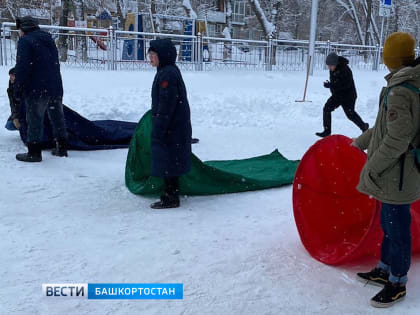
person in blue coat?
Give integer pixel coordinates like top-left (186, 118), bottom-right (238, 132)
top-left (148, 39), bottom-right (192, 209)
top-left (14, 16), bottom-right (68, 162)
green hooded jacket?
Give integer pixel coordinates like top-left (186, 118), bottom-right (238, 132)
top-left (355, 63), bottom-right (420, 204)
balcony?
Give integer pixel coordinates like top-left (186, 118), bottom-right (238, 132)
top-left (202, 11), bottom-right (226, 24)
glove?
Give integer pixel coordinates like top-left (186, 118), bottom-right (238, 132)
top-left (13, 118), bottom-right (21, 130)
top-left (323, 81), bottom-right (331, 88)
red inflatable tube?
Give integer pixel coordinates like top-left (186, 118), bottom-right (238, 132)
top-left (293, 135), bottom-right (420, 265)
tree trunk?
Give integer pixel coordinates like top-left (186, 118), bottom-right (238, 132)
top-left (74, 0), bottom-right (88, 62)
top-left (117, 0), bottom-right (127, 31)
top-left (348, 0), bottom-right (365, 45)
top-left (58, 0), bottom-right (69, 62)
top-left (223, 0), bottom-right (233, 61)
top-left (248, 0), bottom-right (275, 38)
top-left (5, 0), bottom-right (16, 21)
top-left (271, 0), bottom-right (282, 65)
top-left (393, 4), bottom-right (399, 33)
top-left (335, 0), bottom-right (365, 45)
top-left (182, 0), bottom-right (197, 19)
top-left (150, 0), bottom-right (160, 33)
top-left (364, 0), bottom-right (372, 45)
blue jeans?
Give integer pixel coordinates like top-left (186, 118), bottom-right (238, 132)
top-left (377, 203), bottom-right (412, 284)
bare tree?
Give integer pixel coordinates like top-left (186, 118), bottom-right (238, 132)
top-left (247, 0), bottom-right (275, 38)
top-left (58, 0), bottom-right (70, 62)
top-left (73, 0), bottom-right (88, 62)
top-left (223, 0), bottom-right (233, 60)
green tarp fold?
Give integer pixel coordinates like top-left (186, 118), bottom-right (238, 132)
top-left (125, 110), bottom-right (299, 196)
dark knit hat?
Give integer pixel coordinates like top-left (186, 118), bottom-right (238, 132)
top-left (326, 52), bottom-right (339, 66)
top-left (9, 68), bottom-right (15, 75)
top-left (16, 16), bottom-right (40, 33)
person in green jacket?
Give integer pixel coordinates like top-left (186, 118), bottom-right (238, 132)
top-left (352, 32), bottom-right (420, 308)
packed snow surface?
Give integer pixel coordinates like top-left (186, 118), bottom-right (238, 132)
top-left (1, 68), bottom-right (419, 314)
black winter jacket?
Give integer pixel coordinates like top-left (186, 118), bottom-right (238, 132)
top-left (329, 56), bottom-right (357, 101)
top-left (14, 29), bottom-right (63, 100)
top-left (150, 39), bottom-right (192, 178)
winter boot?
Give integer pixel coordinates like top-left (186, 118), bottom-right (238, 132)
top-left (357, 268), bottom-right (389, 287)
top-left (315, 130), bottom-right (331, 138)
top-left (150, 194), bottom-right (180, 209)
top-left (16, 142), bottom-right (42, 162)
top-left (51, 138), bottom-right (68, 157)
top-left (370, 282), bottom-right (406, 308)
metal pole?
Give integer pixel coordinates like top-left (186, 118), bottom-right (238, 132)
top-left (107, 26), bottom-right (112, 70)
top-left (380, 16), bottom-right (385, 48)
top-left (196, 32), bottom-right (203, 71)
top-left (375, 16), bottom-right (385, 71)
top-left (0, 24), bottom-right (3, 66)
top-left (267, 35), bottom-right (273, 71)
top-left (2, 23), bottom-right (7, 66)
top-left (113, 27), bottom-right (117, 70)
top-left (325, 40), bottom-right (331, 70)
top-left (373, 44), bottom-right (379, 71)
top-left (308, 0), bottom-right (319, 75)
top-left (49, 0), bottom-right (52, 25)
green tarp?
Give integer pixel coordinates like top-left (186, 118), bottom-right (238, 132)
top-left (125, 110), bottom-right (299, 196)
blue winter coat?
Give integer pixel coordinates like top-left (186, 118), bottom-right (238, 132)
top-left (150, 39), bottom-right (192, 178)
top-left (14, 29), bottom-right (63, 99)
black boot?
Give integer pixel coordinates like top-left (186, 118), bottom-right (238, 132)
top-left (151, 177), bottom-right (180, 209)
top-left (16, 143), bottom-right (42, 162)
top-left (51, 138), bottom-right (68, 157)
top-left (357, 267), bottom-right (389, 287)
top-left (150, 194), bottom-right (180, 209)
top-left (371, 282), bottom-right (406, 308)
top-left (315, 130), bottom-right (331, 138)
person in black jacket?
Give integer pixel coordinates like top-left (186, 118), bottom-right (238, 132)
top-left (148, 39), bottom-right (192, 209)
top-left (316, 52), bottom-right (369, 138)
top-left (14, 16), bottom-right (68, 162)
top-left (5, 68), bottom-right (22, 131)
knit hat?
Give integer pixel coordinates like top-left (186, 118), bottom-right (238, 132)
top-left (326, 52), bottom-right (339, 66)
top-left (9, 68), bottom-right (15, 75)
top-left (16, 16), bottom-right (40, 34)
top-left (383, 32), bottom-right (416, 70)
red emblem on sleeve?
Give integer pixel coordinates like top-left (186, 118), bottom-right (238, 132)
top-left (161, 80), bottom-right (169, 88)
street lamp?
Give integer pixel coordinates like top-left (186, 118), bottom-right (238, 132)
top-left (308, 0), bottom-right (318, 76)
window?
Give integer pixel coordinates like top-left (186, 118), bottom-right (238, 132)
top-left (207, 24), bottom-right (216, 37)
top-left (216, 24), bottom-right (224, 36)
top-left (232, 1), bottom-right (246, 24)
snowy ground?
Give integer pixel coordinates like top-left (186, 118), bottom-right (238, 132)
top-left (1, 67), bottom-right (420, 315)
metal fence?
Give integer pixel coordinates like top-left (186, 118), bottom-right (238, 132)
top-left (1, 22), bottom-right (111, 70)
top-left (2, 22), bottom-right (419, 72)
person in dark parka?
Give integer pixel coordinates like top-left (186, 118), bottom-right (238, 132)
top-left (5, 68), bottom-right (22, 131)
top-left (14, 16), bottom-right (68, 162)
top-left (148, 39), bottom-right (192, 209)
top-left (316, 52), bottom-right (369, 138)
